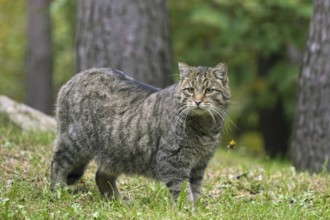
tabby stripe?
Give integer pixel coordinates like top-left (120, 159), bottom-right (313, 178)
top-left (56, 150), bottom-right (75, 167)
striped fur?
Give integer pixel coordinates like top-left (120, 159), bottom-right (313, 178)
top-left (50, 63), bottom-right (231, 204)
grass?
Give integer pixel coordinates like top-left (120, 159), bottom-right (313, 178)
top-left (0, 123), bottom-right (330, 219)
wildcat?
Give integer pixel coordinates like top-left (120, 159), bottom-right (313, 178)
top-left (50, 62), bottom-right (231, 204)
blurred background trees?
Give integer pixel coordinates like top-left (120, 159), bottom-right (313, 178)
top-left (171, 0), bottom-right (311, 158)
top-left (0, 0), bottom-right (313, 159)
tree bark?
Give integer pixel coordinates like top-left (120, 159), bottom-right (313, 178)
top-left (290, 0), bottom-right (330, 172)
top-left (27, 0), bottom-right (53, 114)
top-left (76, 0), bottom-right (172, 88)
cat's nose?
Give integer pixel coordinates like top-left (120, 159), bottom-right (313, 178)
top-left (194, 100), bottom-right (202, 106)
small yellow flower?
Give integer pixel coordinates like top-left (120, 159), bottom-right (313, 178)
top-left (227, 139), bottom-right (237, 149)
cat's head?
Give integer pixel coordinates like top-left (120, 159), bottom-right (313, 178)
top-left (177, 62), bottom-right (231, 116)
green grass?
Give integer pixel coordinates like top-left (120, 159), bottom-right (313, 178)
top-left (0, 123), bottom-right (329, 219)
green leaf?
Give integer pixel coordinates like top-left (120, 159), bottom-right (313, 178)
top-left (191, 6), bottom-right (229, 30)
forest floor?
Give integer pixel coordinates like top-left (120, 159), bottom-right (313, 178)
top-left (1, 123), bottom-right (330, 219)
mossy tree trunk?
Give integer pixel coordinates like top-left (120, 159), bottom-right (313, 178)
top-left (76, 0), bottom-right (173, 88)
top-left (290, 0), bottom-right (330, 172)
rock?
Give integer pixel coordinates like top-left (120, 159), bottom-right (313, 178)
top-left (0, 95), bottom-right (56, 132)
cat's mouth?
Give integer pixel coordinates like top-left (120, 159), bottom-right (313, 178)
top-left (189, 105), bottom-right (209, 115)
top-left (187, 101), bottom-right (209, 110)
top-left (195, 106), bottom-right (204, 110)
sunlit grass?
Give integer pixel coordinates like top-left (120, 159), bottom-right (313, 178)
top-left (0, 124), bottom-right (329, 219)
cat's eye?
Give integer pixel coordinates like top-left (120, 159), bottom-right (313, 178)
top-left (205, 88), bottom-right (214, 94)
top-left (186, 87), bottom-right (195, 93)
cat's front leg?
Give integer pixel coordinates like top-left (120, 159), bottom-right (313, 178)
top-left (166, 178), bottom-right (194, 203)
top-left (157, 160), bottom-right (194, 203)
top-left (190, 162), bottom-right (207, 204)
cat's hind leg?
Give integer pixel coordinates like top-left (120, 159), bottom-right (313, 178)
top-left (51, 153), bottom-right (90, 188)
top-left (95, 170), bottom-right (120, 199)
top-left (50, 139), bottom-right (91, 188)
top-left (66, 163), bottom-right (89, 185)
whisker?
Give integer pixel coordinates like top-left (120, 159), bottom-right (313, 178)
top-left (217, 107), bottom-right (238, 130)
top-left (174, 105), bottom-right (190, 131)
top-left (209, 106), bottom-right (231, 137)
top-left (207, 109), bottom-right (217, 125)
top-left (209, 106), bottom-right (235, 138)
top-left (209, 106), bottom-right (225, 121)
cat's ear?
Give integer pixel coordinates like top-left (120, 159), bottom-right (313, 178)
top-left (178, 62), bottom-right (192, 79)
top-left (213, 63), bottom-right (228, 84)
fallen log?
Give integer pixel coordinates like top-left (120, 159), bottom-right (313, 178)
top-left (0, 95), bottom-right (56, 132)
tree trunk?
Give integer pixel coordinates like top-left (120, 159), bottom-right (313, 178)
top-left (290, 0), bottom-right (330, 172)
top-left (27, 0), bottom-right (53, 114)
top-left (76, 0), bottom-right (172, 88)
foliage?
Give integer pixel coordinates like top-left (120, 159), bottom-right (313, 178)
top-left (0, 125), bottom-right (329, 219)
top-left (0, 0), bottom-right (26, 101)
top-left (170, 0), bottom-right (312, 151)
